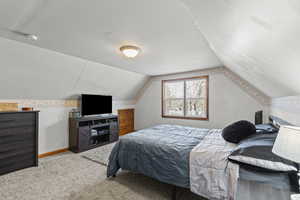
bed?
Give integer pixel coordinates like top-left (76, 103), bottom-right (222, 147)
top-left (107, 119), bottom-right (298, 200)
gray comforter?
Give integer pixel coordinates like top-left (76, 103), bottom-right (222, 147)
top-left (107, 124), bottom-right (296, 194)
top-left (107, 124), bottom-right (210, 188)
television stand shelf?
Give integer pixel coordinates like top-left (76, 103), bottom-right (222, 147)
top-left (69, 115), bottom-right (119, 153)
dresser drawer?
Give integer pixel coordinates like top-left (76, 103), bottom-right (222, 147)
top-left (118, 110), bottom-right (134, 118)
top-left (0, 132), bottom-right (35, 146)
top-left (119, 113), bottom-right (134, 120)
top-left (0, 126), bottom-right (35, 146)
top-left (0, 148), bottom-right (35, 161)
top-left (119, 123), bottom-right (134, 130)
top-left (119, 127), bottom-right (134, 135)
top-left (119, 129), bottom-right (128, 136)
top-left (0, 113), bottom-right (35, 129)
top-left (0, 141), bottom-right (35, 153)
top-left (0, 126), bottom-right (35, 137)
top-left (0, 153), bottom-right (36, 175)
top-left (119, 118), bottom-right (134, 124)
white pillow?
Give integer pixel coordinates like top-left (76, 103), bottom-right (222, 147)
top-left (229, 155), bottom-right (297, 172)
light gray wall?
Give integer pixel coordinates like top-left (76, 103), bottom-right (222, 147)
top-left (0, 36), bottom-right (148, 100)
top-left (0, 99), bottom-right (135, 154)
top-left (135, 69), bottom-right (268, 130)
top-left (270, 96), bottom-right (300, 126)
top-left (0, 36), bottom-right (145, 154)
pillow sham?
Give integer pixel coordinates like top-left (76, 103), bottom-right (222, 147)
top-left (255, 123), bottom-right (278, 134)
top-left (222, 120), bottom-right (256, 144)
top-left (229, 134), bottom-right (298, 172)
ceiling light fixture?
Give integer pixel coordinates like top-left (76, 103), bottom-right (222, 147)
top-left (120, 45), bottom-right (140, 58)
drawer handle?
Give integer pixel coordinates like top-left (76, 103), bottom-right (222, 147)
top-left (0, 119), bottom-right (15, 123)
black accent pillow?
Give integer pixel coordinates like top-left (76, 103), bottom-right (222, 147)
top-left (222, 120), bottom-right (256, 143)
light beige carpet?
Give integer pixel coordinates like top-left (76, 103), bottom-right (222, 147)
top-left (0, 152), bottom-right (204, 200)
top-left (81, 142), bottom-right (116, 166)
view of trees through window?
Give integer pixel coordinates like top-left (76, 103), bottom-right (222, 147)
top-left (162, 76), bottom-right (208, 119)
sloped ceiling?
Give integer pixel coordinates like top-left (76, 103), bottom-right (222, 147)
top-left (0, 37), bottom-right (148, 100)
top-left (0, 0), bottom-right (221, 75)
top-left (0, 0), bottom-right (299, 99)
top-left (181, 0), bottom-right (300, 97)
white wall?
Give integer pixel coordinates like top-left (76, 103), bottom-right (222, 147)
top-left (270, 96), bottom-right (300, 126)
top-left (135, 69), bottom-right (268, 130)
top-left (39, 106), bottom-right (74, 155)
top-left (0, 37), bottom-right (148, 100)
top-left (0, 37), bottom-right (146, 154)
top-left (0, 99), bottom-right (134, 154)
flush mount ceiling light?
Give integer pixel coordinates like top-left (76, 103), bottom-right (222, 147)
top-left (120, 45), bottom-right (140, 58)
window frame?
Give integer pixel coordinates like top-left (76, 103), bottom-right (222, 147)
top-left (161, 75), bottom-right (209, 121)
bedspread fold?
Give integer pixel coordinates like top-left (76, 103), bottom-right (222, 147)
top-left (190, 129), bottom-right (239, 200)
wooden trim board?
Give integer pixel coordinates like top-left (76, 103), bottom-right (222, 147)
top-left (0, 103), bottom-right (18, 112)
top-left (38, 148), bottom-right (69, 158)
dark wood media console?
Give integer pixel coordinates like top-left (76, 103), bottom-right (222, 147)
top-left (69, 115), bottom-right (119, 153)
top-left (0, 111), bottom-right (39, 175)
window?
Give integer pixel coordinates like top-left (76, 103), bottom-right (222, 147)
top-left (162, 76), bottom-right (209, 120)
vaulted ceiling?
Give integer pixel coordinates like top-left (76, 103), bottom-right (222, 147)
top-left (0, 0), bottom-right (221, 75)
top-left (181, 0), bottom-right (300, 97)
top-left (0, 0), bottom-right (299, 99)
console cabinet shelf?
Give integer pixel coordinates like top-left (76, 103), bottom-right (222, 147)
top-left (69, 115), bottom-right (119, 153)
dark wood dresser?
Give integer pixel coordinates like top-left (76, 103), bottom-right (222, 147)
top-left (118, 109), bottom-right (134, 136)
top-left (0, 111), bottom-right (39, 175)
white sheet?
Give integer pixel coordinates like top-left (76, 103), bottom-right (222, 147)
top-left (190, 129), bottom-right (239, 200)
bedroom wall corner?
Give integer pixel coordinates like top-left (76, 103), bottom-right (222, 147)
top-left (134, 67), bottom-right (270, 130)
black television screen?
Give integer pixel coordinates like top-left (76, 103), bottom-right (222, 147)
top-left (81, 94), bottom-right (112, 116)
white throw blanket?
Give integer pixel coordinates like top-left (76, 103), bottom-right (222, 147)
top-left (190, 129), bottom-right (239, 200)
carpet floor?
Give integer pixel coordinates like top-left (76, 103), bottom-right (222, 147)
top-left (80, 142), bottom-right (116, 166)
top-left (0, 151), bottom-right (204, 200)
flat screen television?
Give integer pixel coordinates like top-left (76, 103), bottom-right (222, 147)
top-left (81, 94), bottom-right (112, 116)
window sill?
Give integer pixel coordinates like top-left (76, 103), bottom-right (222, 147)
top-left (162, 115), bottom-right (209, 121)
